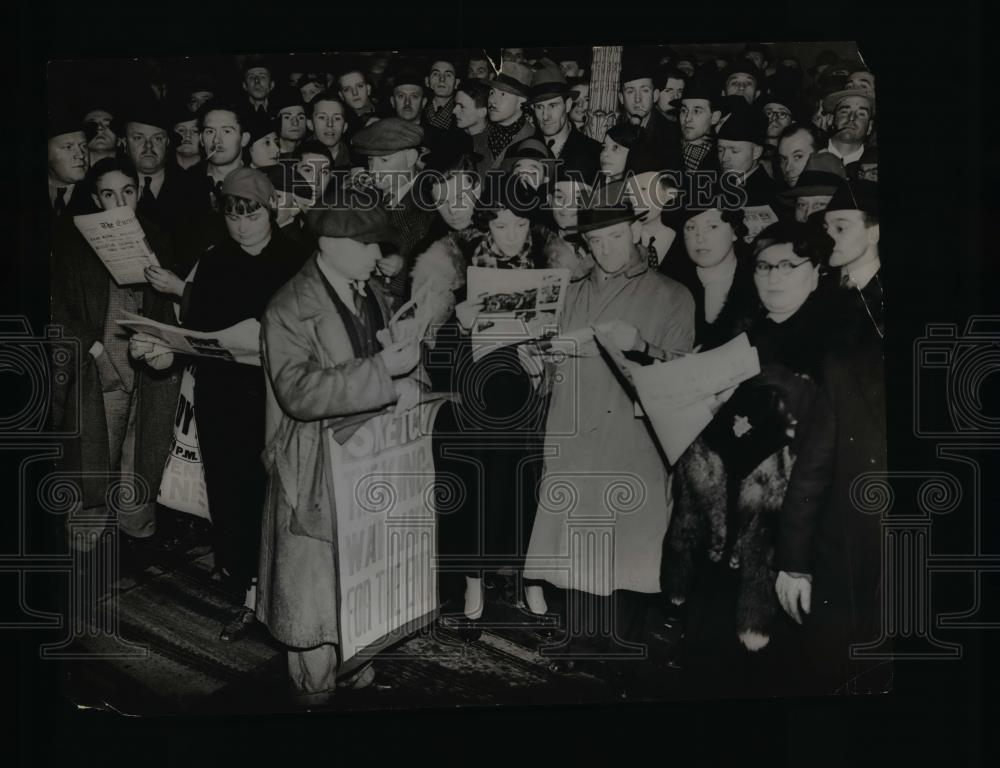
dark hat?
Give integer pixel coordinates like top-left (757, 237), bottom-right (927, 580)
top-left (48, 110), bottom-right (85, 141)
top-left (306, 190), bottom-right (400, 243)
top-left (264, 161), bottom-right (315, 199)
top-left (501, 136), bottom-right (555, 173)
top-left (528, 61), bottom-right (571, 103)
top-left (420, 131), bottom-right (483, 173)
top-left (242, 109), bottom-right (279, 145)
top-left (551, 46), bottom-right (591, 67)
top-left (567, 76), bottom-right (589, 99)
top-left (391, 67), bottom-right (425, 91)
top-left (722, 58), bottom-right (764, 87)
top-left (221, 167), bottom-right (274, 208)
top-left (674, 182), bottom-right (746, 232)
top-left (778, 152), bottom-right (847, 201)
top-left (605, 122), bottom-right (642, 150)
top-left (123, 97), bottom-right (171, 132)
top-left (242, 55), bottom-right (274, 76)
top-left (822, 87), bottom-right (876, 115)
top-left (619, 56), bottom-right (657, 87)
top-left (715, 103), bottom-right (767, 145)
top-left (490, 61), bottom-right (533, 99)
top-left (271, 85), bottom-right (306, 115)
top-left (718, 94), bottom-right (751, 119)
top-left (475, 171), bottom-right (545, 218)
top-left (166, 96), bottom-right (198, 128)
top-left (761, 85), bottom-right (801, 115)
top-left (351, 117), bottom-right (424, 156)
top-left (671, 76), bottom-right (720, 110)
top-left (572, 198), bottom-right (638, 235)
top-left (825, 179), bottom-right (879, 217)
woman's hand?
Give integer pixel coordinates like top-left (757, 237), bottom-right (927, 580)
top-left (144, 266), bottom-right (185, 298)
top-left (128, 331), bottom-right (175, 370)
top-left (593, 320), bottom-right (643, 353)
top-left (454, 293), bottom-right (487, 334)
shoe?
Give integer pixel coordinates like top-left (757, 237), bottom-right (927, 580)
top-left (438, 614), bottom-right (482, 643)
top-left (219, 607), bottom-right (256, 642)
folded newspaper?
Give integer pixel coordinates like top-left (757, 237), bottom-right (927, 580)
top-left (116, 313), bottom-right (262, 366)
top-left (74, 207), bottom-right (160, 286)
top-left (595, 331), bottom-right (761, 464)
top-left (466, 266), bottom-right (570, 361)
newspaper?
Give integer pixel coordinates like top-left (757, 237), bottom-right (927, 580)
top-left (387, 282), bottom-right (435, 344)
top-left (741, 204), bottom-right (780, 242)
top-left (73, 207), bottom-right (160, 285)
top-left (596, 332), bottom-right (761, 464)
top-left (466, 266), bottom-right (570, 361)
top-left (116, 312), bottom-right (262, 366)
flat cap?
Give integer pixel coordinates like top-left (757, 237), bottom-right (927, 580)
top-left (306, 190), bottom-right (400, 243)
top-left (350, 117), bottom-right (424, 156)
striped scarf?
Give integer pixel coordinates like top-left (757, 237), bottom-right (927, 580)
top-left (471, 229), bottom-right (535, 270)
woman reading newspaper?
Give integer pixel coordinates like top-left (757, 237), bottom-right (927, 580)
top-left (663, 219), bottom-right (833, 697)
top-left (129, 167), bottom-right (307, 641)
top-left (431, 173), bottom-right (555, 628)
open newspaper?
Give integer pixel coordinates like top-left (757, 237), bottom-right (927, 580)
top-left (116, 313), bottom-right (262, 366)
top-left (386, 282), bottom-right (436, 344)
top-left (741, 204), bottom-right (780, 242)
top-left (466, 266), bottom-right (570, 361)
top-left (594, 331), bottom-right (761, 464)
top-left (73, 207), bottom-right (160, 285)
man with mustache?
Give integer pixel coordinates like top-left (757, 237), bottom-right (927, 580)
top-left (483, 60), bottom-right (534, 169)
top-left (389, 67), bottom-right (427, 124)
top-left (821, 88), bottom-right (875, 176)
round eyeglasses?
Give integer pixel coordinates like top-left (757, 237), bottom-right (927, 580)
top-left (754, 258), bottom-right (811, 275)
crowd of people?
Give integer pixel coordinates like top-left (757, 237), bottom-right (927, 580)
top-left (47, 43), bottom-right (885, 703)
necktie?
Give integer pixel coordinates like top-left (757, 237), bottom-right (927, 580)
top-left (546, 138), bottom-right (556, 156)
top-left (54, 187), bottom-right (67, 215)
top-left (352, 281), bottom-right (367, 317)
top-left (138, 176), bottom-right (155, 216)
top-left (646, 237), bottom-right (659, 268)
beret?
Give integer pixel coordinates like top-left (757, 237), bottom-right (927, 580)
top-left (242, 109), bottom-right (279, 145)
top-left (221, 167), bottom-right (275, 208)
top-left (350, 117), bottom-right (424, 156)
top-left (270, 85), bottom-right (306, 115)
top-left (605, 122), bottom-right (642, 149)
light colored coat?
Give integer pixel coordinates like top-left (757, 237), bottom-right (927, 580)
top-left (255, 254), bottom-right (417, 648)
top-left (523, 251), bottom-right (695, 596)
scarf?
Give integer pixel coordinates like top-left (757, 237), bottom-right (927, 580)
top-left (471, 228), bottom-right (535, 270)
top-left (487, 112), bottom-right (527, 159)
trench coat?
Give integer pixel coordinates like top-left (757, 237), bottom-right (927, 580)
top-left (49, 213), bottom-right (182, 511)
top-left (255, 254), bottom-right (425, 649)
top-left (523, 251), bottom-right (695, 595)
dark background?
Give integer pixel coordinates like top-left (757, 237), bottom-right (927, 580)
top-left (8, 0), bottom-right (996, 764)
